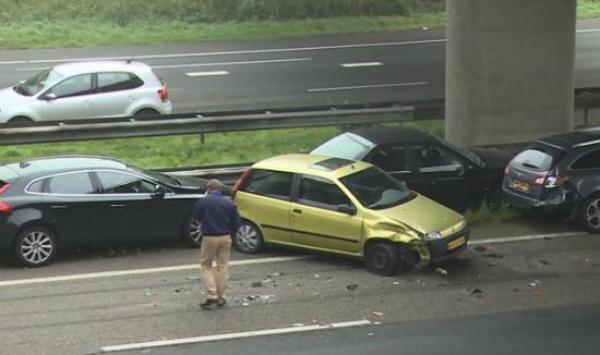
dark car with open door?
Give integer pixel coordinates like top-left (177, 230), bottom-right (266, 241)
top-left (0, 156), bottom-right (207, 267)
top-left (311, 127), bottom-right (511, 212)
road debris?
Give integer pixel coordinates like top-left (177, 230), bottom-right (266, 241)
top-left (251, 281), bottom-right (263, 288)
top-left (346, 284), bottom-right (359, 291)
top-left (528, 280), bottom-right (541, 287)
top-left (474, 245), bottom-right (503, 258)
top-left (463, 288), bottom-right (483, 297)
top-left (435, 267), bottom-right (448, 276)
top-left (236, 294), bottom-right (277, 306)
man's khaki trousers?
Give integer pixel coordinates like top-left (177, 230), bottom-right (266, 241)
top-left (199, 235), bottom-right (232, 300)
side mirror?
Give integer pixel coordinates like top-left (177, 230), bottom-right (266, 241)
top-left (337, 204), bottom-right (357, 215)
top-left (42, 93), bottom-right (57, 101)
top-left (153, 184), bottom-right (166, 198)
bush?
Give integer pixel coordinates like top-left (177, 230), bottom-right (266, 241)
top-left (0, 0), bottom-right (441, 25)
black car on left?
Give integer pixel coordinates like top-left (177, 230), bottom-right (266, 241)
top-left (311, 127), bottom-right (511, 211)
top-left (0, 156), bottom-right (207, 267)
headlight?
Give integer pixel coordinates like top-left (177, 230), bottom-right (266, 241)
top-left (423, 231), bottom-right (442, 242)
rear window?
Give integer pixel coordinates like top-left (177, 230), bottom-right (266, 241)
top-left (512, 145), bottom-right (565, 172)
top-left (0, 167), bottom-right (19, 183)
top-left (311, 133), bottom-right (374, 161)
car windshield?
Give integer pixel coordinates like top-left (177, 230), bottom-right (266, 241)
top-left (14, 69), bottom-right (64, 96)
top-left (311, 132), bottom-right (375, 160)
top-left (340, 167), bottom-right (415, 209)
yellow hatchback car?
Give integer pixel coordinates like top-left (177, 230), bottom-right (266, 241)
top-left (231, 154), bottom-right (469, 275)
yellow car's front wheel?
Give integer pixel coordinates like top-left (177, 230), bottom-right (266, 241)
top-left (365, 242), bottom-right (416, 276)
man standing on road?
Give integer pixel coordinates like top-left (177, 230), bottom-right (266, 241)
top-left (193, 179), bottom-right (241, 309)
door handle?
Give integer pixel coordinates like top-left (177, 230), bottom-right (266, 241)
top-left (50, 205), bottom-right (67, 209)
top-left (110, 204), bottom-right (126, 208)
top-left (292, 209), bottom-right (302, 214)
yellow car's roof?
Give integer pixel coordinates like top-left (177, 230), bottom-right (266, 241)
top-left (253, 154), bottom-right (372, 179)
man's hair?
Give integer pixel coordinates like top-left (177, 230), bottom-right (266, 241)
top-left (207, 179), bottom-right (223, 191)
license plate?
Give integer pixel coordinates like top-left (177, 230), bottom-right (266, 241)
top-left (511, 180), bottom-right (530, 192)
top-left (448, 236), bottom-right (466, 250)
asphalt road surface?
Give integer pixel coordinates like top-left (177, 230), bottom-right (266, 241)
top-left (0, 218), bottom-right (599, 354)
top-left (0, 21), bottom-right (599, 113)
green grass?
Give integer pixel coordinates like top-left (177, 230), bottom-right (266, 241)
top-left (464, 205), bottom-right (521, 226)
top-left (578, 0), bottom-right (600, 18)
top-left (0, 127), bottom-right (339, 169)
top-left (0, 14), bottom-right (445, 49)
top-left (0, 120), bottom-right (444, 169)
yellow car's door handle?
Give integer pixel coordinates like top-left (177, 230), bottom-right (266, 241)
top-left (292, 209), bottom-right (302, 214)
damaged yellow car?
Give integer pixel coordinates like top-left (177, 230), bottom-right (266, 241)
top-left (231, 154), bottom-right (468, 275)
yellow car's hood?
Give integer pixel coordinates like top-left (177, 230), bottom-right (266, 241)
top-left (375, 194), bottom-right (464, 235)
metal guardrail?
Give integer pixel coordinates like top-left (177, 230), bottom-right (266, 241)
top-left (157, 162), bottom-right (250, 185)
top-left (0, 101), bottom-right (444, 146)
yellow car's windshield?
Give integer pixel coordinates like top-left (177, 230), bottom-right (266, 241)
top-left (340, 167), bottom-right (415, 209)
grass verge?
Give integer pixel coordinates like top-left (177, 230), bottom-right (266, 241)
top-left (0, 14), bottom-right (445, 49)
top-left (464, 205), bottom-right (521, 226)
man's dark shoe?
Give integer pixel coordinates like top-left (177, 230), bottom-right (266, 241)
top-left (217, 298), bottom-right (226, 308)
top-left (200, 298), bottom-right (219, 309)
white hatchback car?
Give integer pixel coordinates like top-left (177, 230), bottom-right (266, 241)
top-left (0, 61), bottom-right (172, 124)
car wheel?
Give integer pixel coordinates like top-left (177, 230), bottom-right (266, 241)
top-left (134, 109), bottom-right (160, 118)
top-left (365, 242), bottom-right (415, 276)
top-left (233, 220), bottom-right (264, 254)
top-left (183, 217), bottom-right (203, 248)
top-left (14, 226), bottom-right (57, 267)
top-left (578, 194), bottom-right (600, 233)
top-left (8, 116), bottom-right (33, 125)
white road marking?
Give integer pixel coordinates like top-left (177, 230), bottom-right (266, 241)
top-left (0, 256), bottom-right (309, 288)
top-left (2, 29), bottom-right (599, 66)
top-left (186, 70), bottom-right (229, 77)
top-left (340, 61), bottom-right (383, 68)
top-left (576, 28), bottom-right (600, 33)
top-left (470, 231), bottom-right (585, 245)
top-left (308, 81), bottom-right (428, 92)
top-left (154, 57), bottom-right (312, 69)
top-left (0, 39), bottom-right (447, 65)
top-left (101, 319), bottom-right (372, 352)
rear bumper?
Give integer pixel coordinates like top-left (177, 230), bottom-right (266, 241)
top-left (502, 186), bottom-right (567, 209)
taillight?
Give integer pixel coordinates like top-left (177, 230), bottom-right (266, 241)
top-left (158, 87), bottom-right (169, 102)
top-left (0, 183), bottom-right (10, 195)
top-left (533, 176), bottom-right (546, 185)
top-left (0, 183), bottom-right (12, 212)
top-left (231, 168), bottom-right (252, 199)
top-left (544, 175), bottom-right (567, 188)
top-left (0, 201), bottom-right (11, 213)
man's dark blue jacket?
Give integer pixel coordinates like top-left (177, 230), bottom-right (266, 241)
top-left (193, 190), bottom-right (241, 236)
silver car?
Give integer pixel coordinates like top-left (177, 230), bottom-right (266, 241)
top-left (0, 61), bottom-right (172, 124)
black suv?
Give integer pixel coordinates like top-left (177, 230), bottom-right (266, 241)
top-left (503, 130), bottom-right (600, 232)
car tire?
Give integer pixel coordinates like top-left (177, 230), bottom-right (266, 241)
top-left (14, 226), bottom-right (58, 267)
top-left (183, 217), bottom-right (203, 248)
top-left (578, 193), bottom-right (600, 233)
top-left (134, 109), bottom-right (160, 118)
top-left (8, 116), bottom-right (33, 125)
top-left (365, 242), bottom-right (415, 276)
top-left (233, 220), bottom-right (264, 254)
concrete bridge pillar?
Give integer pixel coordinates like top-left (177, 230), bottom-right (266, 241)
top-left (445, 0), bottom-right (576, 146)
